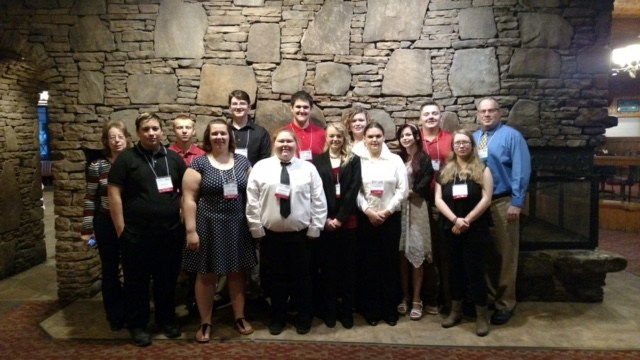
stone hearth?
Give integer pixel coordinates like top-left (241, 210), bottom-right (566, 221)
top-left (518, 250), bottom-right (627, 302)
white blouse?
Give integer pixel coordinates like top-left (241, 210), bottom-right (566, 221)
top-left (357, 149), bottom-right (408, 214)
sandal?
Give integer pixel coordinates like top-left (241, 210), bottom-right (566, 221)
top-left (410, 301), bottom-right (423, 321)
top-left (235, 318), bottom-right (254, 336)
top-left (397, 298), bottom-right (409, 315)
top-left (195, 323), bottom-right (211, 343)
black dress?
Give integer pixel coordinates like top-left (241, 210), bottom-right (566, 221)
top-left (439, 174), bottom-right (490, 305)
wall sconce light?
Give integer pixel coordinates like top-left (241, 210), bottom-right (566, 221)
top-left (612, 44), bottom-right (640, 78)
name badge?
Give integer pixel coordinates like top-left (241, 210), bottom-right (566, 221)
top-left (223, 182), bottom-right (239, 199)
top-left (300, 149), bottom-right (313, 161)
top-left (478, 148), bottom-right (488, 159)
top-left (431, 159), bottom-right (440, 171)
top-left (452, 183), bottom-right (468, 199)
top-left (335, 183), bottom-right (341, 199)
top-left (236, 148), bottom-right (248, 158)
top-left (156, 176), bottom-right (174, 193)
top-left (371, 180), bottom-right (384, 196)
top-left (275, 183), bottom-right (291, 199)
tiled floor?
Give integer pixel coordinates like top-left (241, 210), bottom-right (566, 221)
top-left (1, 189), bottom-right (639, 351)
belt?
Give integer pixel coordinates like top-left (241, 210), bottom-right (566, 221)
top-left (493, 192), bottom-right (511, 200)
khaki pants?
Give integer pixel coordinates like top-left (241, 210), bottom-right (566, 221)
top-left (485, 196), bottom-right (519, 311)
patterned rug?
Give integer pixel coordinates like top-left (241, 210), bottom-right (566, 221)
top-left (1, 301), bottom-right (639, 360)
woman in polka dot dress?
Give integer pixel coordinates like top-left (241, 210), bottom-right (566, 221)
top-left (182, 119), bottom-right (257, 342)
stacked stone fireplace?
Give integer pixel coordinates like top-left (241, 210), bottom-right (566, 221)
top-left (0, 0), bottom-right (627, 301)
top-left (516, 148), bottom-right (626, 302)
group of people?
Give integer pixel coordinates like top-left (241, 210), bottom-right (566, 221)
top-left (81, 90), bottom-right (531, 346)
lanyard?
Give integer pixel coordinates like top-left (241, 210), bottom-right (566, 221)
top-left (138, 146), bottom-right (170, 179)
top-left (217, 164), bottom-right (238, 184)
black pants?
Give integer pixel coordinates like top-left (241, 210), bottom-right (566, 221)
top-left (446, 230), bottom-right (488, 306)
top-left (317, 227), bottom-right (357, 319)
top-left (94, 212), bottom-right (124, 326)
top-left (262, 229), bottom-right (312, 324)
top-left (120, 226), bottom-right (183, 329)
top-left (357, 212), bottom-right (401, 322)
top-left (429, 206), bottom-right (451, 311)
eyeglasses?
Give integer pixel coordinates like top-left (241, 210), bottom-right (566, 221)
top-left (478, 108), bottom-right (499, 115)
top-left (453, 141), bottom-right (472, 147)
top-left (109, 135), bottom-right (125, 142)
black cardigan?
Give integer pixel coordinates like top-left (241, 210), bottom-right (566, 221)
top-left (314, 152), bottom-right (362, 223)
top-left (411, 153), bottom-right (434, 200)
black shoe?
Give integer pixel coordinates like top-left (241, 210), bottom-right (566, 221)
top-left (129, 327), bottom-right (151, 347)
top-left (365, 316), bottom-right (378, 326)
top-left (490, 309), bottom-right (513, 325)
top-left (268, 320), bottom-right (285, 335)
top-left (295, 317), bottom-right (312, 335)
top-left (339, 314), bottom-right (353, 329)
top-left (160, 324), bottom-right (181, 338)
top-left (384, 316), bottom-right (398, 326)
top-left (110, 321), bottom-right (124, 331)
top-left (322, 315), bottom-right (336, 328)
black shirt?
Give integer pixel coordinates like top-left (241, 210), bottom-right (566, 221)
top-left (108, 143), bottom-right (187, 234)
top-left (231, 120), bottom-right (272, 166)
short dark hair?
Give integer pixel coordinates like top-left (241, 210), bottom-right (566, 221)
top-left (290, 90), bottom-right (314, 108)
top-left (228, 90), bottom-right (251, 105)
top-left (201, 119), bottom-right (236, 153)
top-left (135, 112), bottom-right (160, 131)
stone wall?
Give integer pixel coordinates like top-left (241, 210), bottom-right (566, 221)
top-left (0, 58), bottom-right (48, 279)
top-left (0, 0), bottom-right (615, 300)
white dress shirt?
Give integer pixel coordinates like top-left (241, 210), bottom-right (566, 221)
top-left (357, 149), bottom-right (408, 214)
top-left (246, 156), bottom-right (327, 238)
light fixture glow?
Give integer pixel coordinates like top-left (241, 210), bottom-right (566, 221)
top-left (611, 44), bottom-right (640, 78)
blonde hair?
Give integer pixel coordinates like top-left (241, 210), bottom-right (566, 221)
top-left (342, 106), bottom-right (369, 140)
top-left (439, 129), bottom-right (486, 185)
top-left (323, 122), bottom-right (354, 167)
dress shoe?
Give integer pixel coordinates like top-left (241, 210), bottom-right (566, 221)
top-left (295, 316), bottom-right (312, 335)
top-left (268, 320), bottom-right (285, 335)
top-left (323, 317), bottom-right (336, 328)
top-left (339, 314), bottom-right (354, 329)
top-left (384, 316), bottom-right (398, 326)
top-left (160, 323), bottom-right (181, 338)
top-left (365, 316), bottom-right (378, 326)
top-left (129, 327), bottom-right (151, 347)
top-left (490, 309), bottom-right (513, 325)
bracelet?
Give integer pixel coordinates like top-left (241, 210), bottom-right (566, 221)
top-left (452, 217), bottom-right (458, 223)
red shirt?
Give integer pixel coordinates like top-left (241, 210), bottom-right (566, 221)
top-left (283, 121), bottom-right (326, 161)
top-left (421, 129), bottom-right (453, 192)
top-left (168, 143), bottom-right (206, 167)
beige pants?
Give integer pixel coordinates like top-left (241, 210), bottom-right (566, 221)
top-left (485, 196), bottom-right (519, 311)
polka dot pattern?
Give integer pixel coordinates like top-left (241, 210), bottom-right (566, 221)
top-left (182, 154), bottom-right (257, 275)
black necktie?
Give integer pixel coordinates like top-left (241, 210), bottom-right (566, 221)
top-left (280, 162), bottom-right (291, 218)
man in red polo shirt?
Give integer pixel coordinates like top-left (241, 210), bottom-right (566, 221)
top-left (168, 115), bottom-right (205, 167)
top-left (282, 91), bottom-right (326, 162)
